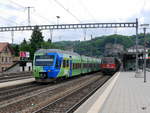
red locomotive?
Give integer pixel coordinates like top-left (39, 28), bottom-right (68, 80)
top-left (100, 57), bottom-right (121, 75)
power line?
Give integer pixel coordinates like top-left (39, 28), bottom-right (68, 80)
top-left (9, 0), bottom-right (51, 24)
top-left (52, 0), bottom-right (81, 23)
top-left (34, 11), bottom-right (54, 24)
top-left (141, 0), bottom-right (146, 14)
top-left (8, 0), bottom-right (24, 8)
top-left (79, 0), bottom-right (96, 21)
top-left (0, 16), bottom-right (19, 25)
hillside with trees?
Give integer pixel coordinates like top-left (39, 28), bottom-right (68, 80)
top-left (11, 26), bottom-right (150, 59)
top-left (54, 33), bottom-right (150, 57)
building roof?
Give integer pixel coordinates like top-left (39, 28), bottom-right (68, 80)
top-left (0, 42), bottom-right (14, 54)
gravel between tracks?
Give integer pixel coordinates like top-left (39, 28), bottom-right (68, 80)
top-left (0, 72), bottom-right (32, 83)
top-left (34, 76), bottom-right (110, 113)
top-left (0, 73), bottom-right (103, 113)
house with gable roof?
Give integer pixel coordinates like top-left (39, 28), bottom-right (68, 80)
top-left (0, 42), bottom-right (15, 72)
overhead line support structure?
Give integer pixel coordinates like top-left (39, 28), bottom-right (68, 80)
top-left (0, 19), bottom-right (139, 74)
top-left (0, 22), bottom-right (137, 32)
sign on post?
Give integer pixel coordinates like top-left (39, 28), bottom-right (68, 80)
top-left (19, 51), bottom-right (30, 58)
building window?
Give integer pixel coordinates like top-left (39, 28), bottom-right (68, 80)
top-left (2, 57), bottom-right (3, 62)
top-left (5, 57), bottom-right (7, 62)
top-left (4, 48), bottom-right (8, 53)
top-left (9, 57), bottom-right (11, 62)
top-left (2, 67), bottom-right (5, 71)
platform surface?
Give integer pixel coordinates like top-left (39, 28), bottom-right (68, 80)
top-left (75, 71), bottom-right (150, 113)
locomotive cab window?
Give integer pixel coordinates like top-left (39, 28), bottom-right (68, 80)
top-left (35, 55), bottom-right (54, 66)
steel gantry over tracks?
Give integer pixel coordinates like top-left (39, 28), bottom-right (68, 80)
top-left (0, 21), bottom-right (138, 32)
top-left (0, 19), bottom-right (139, 74)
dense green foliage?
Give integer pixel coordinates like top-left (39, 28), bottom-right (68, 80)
top-left (54, 34), bottom-right (150, 57)
top-left (12, 26), bottom-right (57, 60)
top-left (11, 32), bottom-right (150, 59)
top-left (11, 44), bottom-right (19, 56)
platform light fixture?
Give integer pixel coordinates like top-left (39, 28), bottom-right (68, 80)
top-left (56, 16), bottom-right (60, 25)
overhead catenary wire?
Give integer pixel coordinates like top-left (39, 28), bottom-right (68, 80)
top-left (8, 0), bottom-right (24, 9)
top-left (52, 0), bottom-right (81, 23)
top-left (0, 16), bottom-right (19, 25)
top-left (79, 0), bottom-right (96, 22)
top-left (8, 0), bottom-right (53, 25)
top-left (33, 11), bottom-right (54, 24)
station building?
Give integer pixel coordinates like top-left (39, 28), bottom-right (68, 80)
top-left (123, 45), bottom-right (150, 71)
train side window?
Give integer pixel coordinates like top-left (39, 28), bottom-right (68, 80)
top-left (84, 63), bottom-right (85, 68)
top-left (67, 60), bottom-right (69, 67)
top-left (63, 60), bottom-right (66, 68)
top-left (60, 59), bottom-right (62, 67)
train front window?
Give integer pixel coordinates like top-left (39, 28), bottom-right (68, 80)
top-left (35, 55), bottom-right (55, 66)
top-left (102, 58), bottom-right (114, 64)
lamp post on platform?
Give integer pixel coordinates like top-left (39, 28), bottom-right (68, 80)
top-left (56, 16), bottom-right (60, 25)
top-left (135, 19), bottom-right (139, 76)
top-left (141, 24), bottom-right (149, 82)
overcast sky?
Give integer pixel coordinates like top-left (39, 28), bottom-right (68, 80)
top-left (0, 0), bottom-right (150, 43)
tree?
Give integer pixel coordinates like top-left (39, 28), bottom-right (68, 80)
top-left (11, 44), bottom-right (19, 56)
top-left (30, 26), bottom-right (44, 59)
top-left (20, 38), bottom-right (30, 51)
top-left (47, 38), bottom-right (52, 43)
top-left (41, 41), bottom-right (57, 49)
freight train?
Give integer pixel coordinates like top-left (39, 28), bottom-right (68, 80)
top-left (100, 57), bottom-right (121, 75)
top-left (33, 49), bottom-right (101, 82)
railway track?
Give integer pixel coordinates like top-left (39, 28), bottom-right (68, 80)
top-left (0, 72), bottom-right (108, 113)
top-left (0, 82), bottom-right (42, 102)
top-left (0, 72), bottom-right (32, 83)
top-left (34, 75), bottom-right (110, 113)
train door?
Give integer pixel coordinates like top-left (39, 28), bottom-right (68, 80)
top-left (69, 56), bottom-right (72, 77)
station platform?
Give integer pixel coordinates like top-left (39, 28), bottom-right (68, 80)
top-left (0, 78), bottom-right (35, 88)
top-left (75, 71), bottom-right (150, 113)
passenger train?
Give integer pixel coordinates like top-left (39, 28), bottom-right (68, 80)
top-left (33, 49), bottom-right (101, 82)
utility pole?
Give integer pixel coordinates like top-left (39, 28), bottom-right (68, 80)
top-left (91, 34), bottom-right (93, 40)
top-left (25, 6), bottom-right (34, 26)
top-left (49, 29), bottom-right (53, 43)
top-left (11, 31), bottom-right (14, 44)
top-left (135, 18), bottom-right (139, 76)
top-left (141, 24), bottom-right (149, 82)
top-left (143, 27), bottom-right (146, 82)
top-left (83, 29), bottom-right (87, 41)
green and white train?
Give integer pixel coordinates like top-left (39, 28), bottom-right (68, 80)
top-left (33, 49), bottom-right (101, 82)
